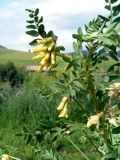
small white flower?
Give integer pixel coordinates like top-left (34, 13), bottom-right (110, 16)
top-left (87, 112), bottom-right (103, 128)
top-left (109, 117), bottom-right (118, 127)
top-left (1, 154), bottom-right (10, 160)
top-left (106, 82), bottom-right (120, 97)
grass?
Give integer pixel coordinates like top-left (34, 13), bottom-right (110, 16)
top-left (0, 48), bottom-right (118, 71)
top-left (0, 48), bottom-right (36, 67)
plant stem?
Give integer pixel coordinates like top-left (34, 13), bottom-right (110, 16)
top-left (66, 136), bottom-right (90, 160)
top-left (109, 0), bottom-right (113, 23)
top-left (83, 130), bottom-right (103, 156)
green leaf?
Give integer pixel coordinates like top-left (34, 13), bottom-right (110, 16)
top-left (102, 75), bottom-right (110, 82)
top-left (34, 8), bottom-right (39, 16)
top-left (29, 13), bottom-right (34, 18)
top-left (111, 0), bottom-right (118, 3)
top-left (113, 4), bottom-right (120, 16)
top-left (62, 57), bottom-right (71, 63)
top-left (47, 30), bottom-right (54, 37)
top-left (25, 9), bottom-right (34, 13)
top-left (98, 15), bottom-right (109, 21)
top-left (34, 16), bottom-right (38, 22)
top-left (105, 0), bottom-right (109, 2)
top-left (108, 62), bottom-right (120, 72)
top-left (98, 36), bottom-right (117, 46)
top-left (73, 80), bottom-right (84, 89)
top-left (66, 59), bottom-right (78, 71)
top-left (29, 39), bottom-right (38, 46)
top-left (26, 30), bottom-right (38, 37)
top-left (105, 22), bottom-right (118, 33)
top-left (113, 16), bottom-right (120, 23)
top-left (105, 5), bottom-right (111, 10)
top-left (26, 134), bottom-right (32, 144)
top-left (103, 153), bottom-right (116, 159)
top-left (73, 42), bottom-right (78, 52)
top-left (109, 51), bottom-right (119, 61)
top-left (112, 126), bottom-right (120, 134)
top-left (37, 16), bottom-right (43, 25)
top-left (70, 86), bottom-right (76, 97)
top-left (55, 46), bottom-right (65, 52)
top-left (26, 20), bottom-right (34, 23)
top-left (26, 25), bottom-right (36, 29)
top-left (72, 34), bottom-right (82, 42)
top-left (38, 24), bottom-right (46, 38)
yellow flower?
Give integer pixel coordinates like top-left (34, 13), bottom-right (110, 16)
top-left (106, 82), bottom-right (120, 97)
top-left (87, 112), bottom-right (103, 128)
top-left (37, 37), bottom-right (53, 44)
top-left (57, 97), bottom-right (69, 118)
top-left (59, 103), bottom-right (68, 118)
top-left (57, 102), bottom-right (65, 111)
top-left (32, 46), bottom-right (48, 53)
top-left (32, 53), bottom-right (46, 60)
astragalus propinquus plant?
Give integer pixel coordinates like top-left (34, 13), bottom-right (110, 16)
top-left (25, 0), bottom-right (120, 159)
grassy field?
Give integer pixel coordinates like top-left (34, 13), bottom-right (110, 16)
top-left (0, 48), bottom-right (118, 72)
top-left (0, 48), bottom-right (36, 67)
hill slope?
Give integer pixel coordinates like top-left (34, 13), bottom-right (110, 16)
top-left (0, 48), bottom-right (37, 66)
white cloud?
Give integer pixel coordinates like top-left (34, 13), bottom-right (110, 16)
top-left (0, 0), bottom-right (108, 51)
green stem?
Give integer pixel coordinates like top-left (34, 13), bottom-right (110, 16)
top-left (83, 130), bottom-right (103, 156)
top-left (109, 0), bottom-right (113, 24)
top-left (66, 136), bottom-right (90, 160)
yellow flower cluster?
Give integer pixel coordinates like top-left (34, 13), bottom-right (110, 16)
top-left (32, 37), bottom-right (72, 72)
top-left (32, 37), bottom-right (57, 72)
top-left (106, 82), bottom-right (120, 97)
top-left (87, 112), bottom-right (103, 128)
top-left (57, 97), bottom-right (69, 118)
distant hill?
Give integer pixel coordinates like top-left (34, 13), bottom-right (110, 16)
top-left (0, 45), bottom-right (6, 49)
top-left (0, 48), bottom-right (34, 66)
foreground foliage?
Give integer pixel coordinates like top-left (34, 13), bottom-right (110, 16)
top-left (0, 0), bottom-right (120, 160)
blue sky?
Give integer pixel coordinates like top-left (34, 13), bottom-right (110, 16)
top-left (0, 0), bottom-right (107, 52)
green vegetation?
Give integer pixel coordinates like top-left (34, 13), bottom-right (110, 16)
top-left (0, 0), bottom-right (120, 160)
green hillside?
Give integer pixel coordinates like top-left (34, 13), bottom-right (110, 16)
top-left (0, 48), bottom-right (118, 71)
top-left (0, 48), bottom-right (37, 66)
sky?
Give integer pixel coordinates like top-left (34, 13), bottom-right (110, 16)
top-left (0, 0), bottom-right (108, 52)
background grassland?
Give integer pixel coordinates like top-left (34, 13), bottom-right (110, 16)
top-left (0, 48), bottom-right (35, 66)
top-left (0, 48), bottom-right (118, 70)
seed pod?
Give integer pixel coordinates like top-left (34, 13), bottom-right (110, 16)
top-left (57, 102), bottom-right (65, 110)
top-left (32, 53), bottom-right (46, 60)
top-left (51, 52), bottom-right (56, 65)
top-left (62, 97), bottom-right (68, 103)
top-left (32, 46), bottom-right (48, 53)
top-left (44, 53), bottom-right (50, 61)
top-left (37, 37), bottom-right (53, 44)
top-left (48, 43), bottom-right (55, 51)
top-left (57, 97), bottom-right (68, 111)
top-left (59, 103), bottom-right (68, 118)
top-left (62, 54), bottom-right (72, 59)
top-left (38, 64), bottom-right (43, 72)
top-left (40, 57), bottom-right (47, 66)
